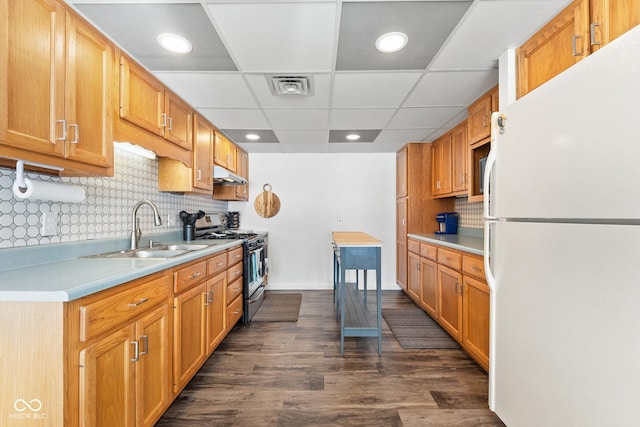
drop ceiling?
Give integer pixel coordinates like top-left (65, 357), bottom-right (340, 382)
top-left (70, 0), bottom-right (572, 153)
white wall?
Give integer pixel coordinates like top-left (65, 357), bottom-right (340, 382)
top-left (229, 153), bottom-right (399, 291)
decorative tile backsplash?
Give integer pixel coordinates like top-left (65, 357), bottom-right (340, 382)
top-left (455, 197), bottom-right (483, 229)
top-left (0, 148), bottom-right (227, 248)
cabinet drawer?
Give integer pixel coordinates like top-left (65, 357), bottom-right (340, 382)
top-left (407, 239), bottom-right (420, 254)
top-left (207, 252), bottom-right (227, 276)
top-left (79, 275), bottom-right (170, 342)
top-left (227, 247), bottom-right (243, 266)
top-left (438, 248), bottom-right (461, 270)
top-left (227, 277), bottom-right (243, 302)
top-left (227, 294), bottom-right (243, 329)
top-left (463, 255), bottom-right (486, 280)
top-left (174, 260), bottom-right (207, 294)
top-left (227, 263), bottom-right (243, 284)
top-left (420, 243), bottom-right (437, 261)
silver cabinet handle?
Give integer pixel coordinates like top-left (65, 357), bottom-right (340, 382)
top-left (167, 117), bottom-right (173, 131)
top-left (128, 298), bottom-right (148, 307)
top-left (209, 289), bottom-right (214, 304)
top-left (161, 113), bottom-right (167, 128)
top-left (572, 35), bottom-right (583, 56)
top-left (69, 123), bottom-right (79, 144)
top-left (139, 335), bottom-right (148, 356)
top-left (590, 22), bottom-right (601, 46)
top-left (56, 119), bottom-right (67, 141)
top-left (216, 262), bottom-right (224, 267)
top-left (131, 340), bottom-right (139, 362)
top-left (189, 272), bottom-right (201, 280)
top-left (197, 169), bottom-right (202, 181)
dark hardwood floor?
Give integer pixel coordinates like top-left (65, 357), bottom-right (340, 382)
top-left (156, 290), bottom-right (505, 426)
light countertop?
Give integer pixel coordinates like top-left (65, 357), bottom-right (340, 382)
top-left (408, 229), bottom-right (484, 256)
top-left (0, 232), bottom-right (242, 302)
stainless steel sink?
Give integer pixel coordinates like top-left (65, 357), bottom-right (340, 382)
top-left (83, 243), bottom-right (210, 259)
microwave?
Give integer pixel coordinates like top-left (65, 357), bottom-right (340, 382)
top-left (479, 156), bottom-right (488, 194)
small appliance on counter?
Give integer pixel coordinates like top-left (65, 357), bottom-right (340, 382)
top-left (179, 210), bottom-right (205, 241)
top-left (435, 212), bottom-right (459, 234)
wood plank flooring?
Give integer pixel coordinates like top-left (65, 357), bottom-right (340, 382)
top-left (156, 290), bottom-right (505, 426)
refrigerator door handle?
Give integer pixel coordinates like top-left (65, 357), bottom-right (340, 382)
top-left (484, 113), bottom-right (501, 221)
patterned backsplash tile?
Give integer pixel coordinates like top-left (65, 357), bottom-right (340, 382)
top-left (455, 197), bottom-right (483, 229)
top-left (0, 148), bottom-right (227, 248)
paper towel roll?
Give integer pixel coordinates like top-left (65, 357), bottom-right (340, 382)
top-left (12, 178), bottom-right (86, 203)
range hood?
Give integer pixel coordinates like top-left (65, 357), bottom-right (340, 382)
top-left (213, 165), bottom-right (247, 185)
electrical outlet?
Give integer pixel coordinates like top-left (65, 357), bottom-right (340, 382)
top-left (337, 212), bottom-right (344, 222)
top-left (166, 214), bottom-right (175, 227)
top-left (41, 212), bottom-right (58, 236)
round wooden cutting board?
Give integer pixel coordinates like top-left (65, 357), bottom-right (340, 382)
top-left (254, 184), bottom-right (281, 218)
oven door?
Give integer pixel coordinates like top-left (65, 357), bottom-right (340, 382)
top-left (248, 246), bottom-right (265, 296)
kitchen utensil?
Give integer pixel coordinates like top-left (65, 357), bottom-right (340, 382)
top-left (254, 184), bottom-right (280, 218)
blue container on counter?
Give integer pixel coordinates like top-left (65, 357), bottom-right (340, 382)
top-left (435, 212), bottom-right (459, 234)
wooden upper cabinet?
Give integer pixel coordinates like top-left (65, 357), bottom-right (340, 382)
top-left (119, 56), bottom-right (165, 137)
top-left (590, 0), bottom-right (640, 51)
top-left (467, 86), bottom-right (498, 144)
top-left (431, 132), bottom-right (452, 197)
top-left (192, 113), bottom-right (214, 192)
top-left (451, 121), bottom-right (468, 194)
top-left (214, 132), bottom-right (237, 172)
top-left (235, 147), bottom-right (249, 200)
top-left (0, 0), bottom-right (113, 175)
top-left (396, 147), bottom-right (408, 198)
top-left (117, 54), bottom-right (192, 166)
top-left (163, 91), bottom-right (192, 151)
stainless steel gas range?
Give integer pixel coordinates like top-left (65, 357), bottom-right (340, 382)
top-left (193, 214), bottom-right (267, 324)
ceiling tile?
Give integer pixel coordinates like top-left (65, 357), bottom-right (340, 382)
top-left (198, 108), bottom-right (269, 129)
top-left (374, 129), bottom-right (437, 144)
top-left (222, 129), bottom-right (279, 143)
top-left (430, 0), bottom-right (573, 70)
top-left (154, 73), bottom-right (257, 108)
top-left (207, 2), bottom-right (336, 72)
top-left (388, 106), bottom-right (466, 128)
top-left (75, 3), bottom-right (236, 71)
top-left (263, 109), bottom-right (329, 130)
top-left (329, 130), bottom-right (381, 143)
top-left (245, 74), bottom-right (331, 108)
top-left (336, 1), bottom-right (472, 70)
top-left (404, 70), bottom-right (498, 106)
top-left (330, 108), bottom-right (396, 129)
top-left (332, 73), bottom-right (421, 108)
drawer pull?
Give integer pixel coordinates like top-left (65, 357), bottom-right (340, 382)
top-left (472, 265), bottom-right (481, 271)
top-left (189, 272), bottom-right (202, 279)
top-left (131, 341), bottom-right (139, 362)
top-left (216, 262), bottom-right (224, 267)
top-left (128, 298), bottom-right (148, 307)
top-left (233, 309), bottom-right (241, 315)
top-left (140, 335), bottom-right (148, 356)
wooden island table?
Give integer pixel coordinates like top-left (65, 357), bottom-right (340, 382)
top-left (332, 232), bottom-right (382, 355)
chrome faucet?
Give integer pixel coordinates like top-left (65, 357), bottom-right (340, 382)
top-left (130, 200), bottom-right (163, 250)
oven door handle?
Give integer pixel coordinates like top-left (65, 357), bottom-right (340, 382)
top-left (248, 285), bottom-right (265, 304)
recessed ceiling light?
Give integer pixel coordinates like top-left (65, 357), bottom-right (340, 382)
top-left (346, 134), bottom-right (361, 141)
top-left (246, 133), bottom-right (260, 141)
top-left (156, 33), bottom-right (192, 54)
top-left (375, 32), bottom-right (408, 53)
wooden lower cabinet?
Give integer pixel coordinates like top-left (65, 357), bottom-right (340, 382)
top-left (206, 273), bottom-right (227, 354)
top-left (405, 238), bottom-right (490, 371)
top-left (173, 282), bottom-right (207, 393)
top-left (437, 264), bottom-right (463, 342)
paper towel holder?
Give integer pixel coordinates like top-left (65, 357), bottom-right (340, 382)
top-left (14, 159), bottom-right (65, 191)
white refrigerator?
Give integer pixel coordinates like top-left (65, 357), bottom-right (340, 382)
top-left (484, 25), bottom-right (640, 426)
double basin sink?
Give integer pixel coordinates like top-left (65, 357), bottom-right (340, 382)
top-left (84, 243), bottom-right (210, 260)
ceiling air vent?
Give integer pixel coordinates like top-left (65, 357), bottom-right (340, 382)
top-left (267, 75), bottom-right (313, 96)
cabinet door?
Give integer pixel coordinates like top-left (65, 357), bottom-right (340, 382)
top-left (235, 148), bottom-right (249, 199)
top-left (396, 198), bottom-right (408, 289)
top-left (396, 147), bottom-right (408, 198)
top-left (420, 257), bottom-right (438, 319)
top-left (193, 113), bottom-right (213, 192)
top-left (451, 121), bottom-right (468, 193)
top-left (437, 264), bottom-right (463, 341)
top-left (407, 251), bottom-right (421, 303)
top-left (467, 93), bottom-right (492, 144)
top-left (462, 275), bottom-right (490, 371)
top-left (119, 56), bottom-right (164, 137)
top-left (226, 294), bottom-right (243, 332)
top-left (65, 12), bottom-right (113, 167)
top-left (0, 0), bottom-right (66, 157)
top-left (214, 132), bottom-right (231, 170)
top-left (206, 273), bottom-right (227, 354)
top-left (590, 0), bottom-right (640, 51)
top-left (136, 304), bottom-right (171, 427)
top-left (173, 283), bottom-right (206, 393)
top-left (517, 0), bottom-right (589, 98)
top-left (79, 324), bottom-right (136, 427)
top-left (164, 91), bottom-right (192, 150)
top-left (431, 133), bottom-right (452, 196)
